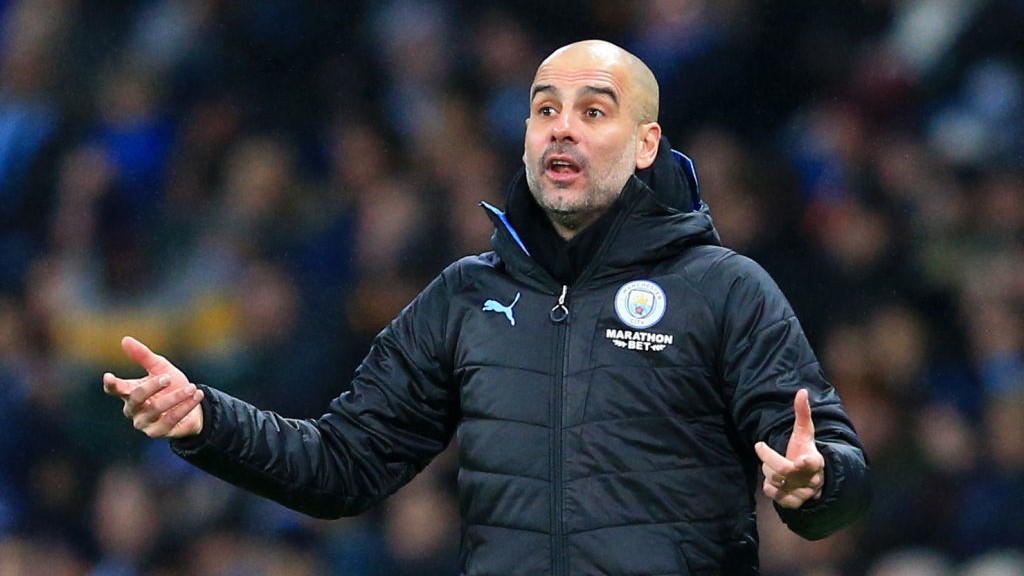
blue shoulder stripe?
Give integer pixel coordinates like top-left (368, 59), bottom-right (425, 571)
top-left (671, 149), bottom-right (705, 212)
top-left (481, 201), bottom-right (531, 256)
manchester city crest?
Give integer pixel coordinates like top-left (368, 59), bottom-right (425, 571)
top-left (614, 280), bottom-right (667, 329)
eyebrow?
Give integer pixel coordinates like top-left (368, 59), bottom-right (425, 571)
top-left (581, 85), bottom-right (619, 107)
top-left (530, 84), bottom-right (620, 107)
top-left (531, 83), bottom-right (558, 101)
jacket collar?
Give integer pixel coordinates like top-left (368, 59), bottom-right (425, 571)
top-left (485, 137), bottom-right (721, 288)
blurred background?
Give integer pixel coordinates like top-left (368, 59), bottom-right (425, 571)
top-left (1, 0), bottom-right (1022, 574)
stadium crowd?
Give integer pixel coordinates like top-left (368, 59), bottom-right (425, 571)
top-left (1, 0), bottom-right (1022, 574)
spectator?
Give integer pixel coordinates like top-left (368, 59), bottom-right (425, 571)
top-left (0, 1), bottom-right (1020, 573)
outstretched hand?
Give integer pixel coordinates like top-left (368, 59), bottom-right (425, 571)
top-left (102, 336), bottom-right (204, 438)
top-left (755, 389), bottom-right (825, 509)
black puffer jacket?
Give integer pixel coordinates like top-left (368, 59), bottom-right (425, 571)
top-left (172, 143), bottom-right (870, 575)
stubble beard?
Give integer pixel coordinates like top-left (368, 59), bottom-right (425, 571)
top-left (525, 136), bottom-right (637, 234)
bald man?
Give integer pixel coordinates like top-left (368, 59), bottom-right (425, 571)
top-left (105, 40), bottom-right (870, 575)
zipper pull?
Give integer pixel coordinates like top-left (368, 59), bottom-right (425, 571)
top-left (549, 285), bottom-right (569, 323)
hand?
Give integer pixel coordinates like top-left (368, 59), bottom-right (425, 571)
top-left (103, 336), bottom-right (204, 438)
top-left (755, 388), bottom-right (825, 509)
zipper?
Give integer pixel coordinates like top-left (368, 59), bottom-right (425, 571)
top-left (549, 284), bottom-right (569, 322)
top-left (483, 202), bottom-right (574, 573)
top-left (549, 284), bottom-right (569, 575)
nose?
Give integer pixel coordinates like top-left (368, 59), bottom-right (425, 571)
top-left (550, 111), bottom-right (577, 143)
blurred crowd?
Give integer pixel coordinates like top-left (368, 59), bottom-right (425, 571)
top-left (1, 0), bottom-right (1022, 575)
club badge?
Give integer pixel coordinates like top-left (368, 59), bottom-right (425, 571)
top-left (614, 280), bottom-right (667, 329)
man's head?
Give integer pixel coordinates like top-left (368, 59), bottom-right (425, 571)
top-left (523, 40), bottom-right (662, 239)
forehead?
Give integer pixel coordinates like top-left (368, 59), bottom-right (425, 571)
top-left (531, 53), bottom-right (632, 100)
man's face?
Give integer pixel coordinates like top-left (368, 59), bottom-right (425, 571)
top-left (523, 52), bottom-right (643, 237)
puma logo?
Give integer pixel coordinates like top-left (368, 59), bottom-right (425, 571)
top-left (482, 292), bottom-right (521, 326)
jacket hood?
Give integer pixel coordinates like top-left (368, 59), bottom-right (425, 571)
top-left (635, 136), bottom-right (709, 214)
top-left (484, 137), bottom-right (721, 288)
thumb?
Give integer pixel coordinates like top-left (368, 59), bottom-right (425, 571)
top-left (787, 388), bottom-right (816, 459)
top-left (120, 336), bottom-right (169, 375)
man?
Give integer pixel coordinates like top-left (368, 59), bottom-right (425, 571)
top-left (104, 40), bottom-right (870, 575)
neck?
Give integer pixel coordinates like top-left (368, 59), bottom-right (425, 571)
top-left (544, 208), bottom-right (609, 241)
top-left (548, 218), bottom-right (582, 241)
top-left (505, 169), bottom-right (628, 285)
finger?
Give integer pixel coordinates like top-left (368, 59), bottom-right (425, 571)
top-left (150, 383), bottom-right (197, 414)
top-left (761, 458), bottom-right (792, 490)
top-left (807, 470), bottom-right (825, 493)
top-left (103, 372), bottom-right (138, 397)
top-left (125, 374), bottom-right (171, 415)
top-left (165, 389), bottom-right (204, 436)
top-left (793, 451), bottom-right (826, 475)
top-left (755, 441), bottom-right (793, 474)
top-left (134, 383), bottom-right (198, 427)
top-left (774, 492), bottom-right (805, 510)
top-left (760, 461), bottom-right (787, 484)
top-left (791, 388), bottom-right (816, 445)
top-left (121, 336), bottom-right (172, 375)
top-left (763, 475), bottom-right (795, 501)
top-left (777, 485), bottom-right (823, 509)
top-left (142, 389), bottom-right (204, 438)
top-left (762, 476), bottom-right (812, 509)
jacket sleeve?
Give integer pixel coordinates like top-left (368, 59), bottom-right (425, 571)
top-left (169, 269), bottom-right (460, 519)
top-left (712, 252), bottom-right (871, 540)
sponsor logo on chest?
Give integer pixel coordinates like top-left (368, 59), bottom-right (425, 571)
top-left (605, 328), bottom-right (674, 351)
top-left (608, 279), bottom-right (673, 352)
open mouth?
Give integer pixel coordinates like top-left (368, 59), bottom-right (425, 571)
top-left (545, 154), bottom-right (583, 179)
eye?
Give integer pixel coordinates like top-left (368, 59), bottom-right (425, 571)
top-left (537, 106), bottom-right (557, 117)
top-left (586, 108), bottom-right (605, 119)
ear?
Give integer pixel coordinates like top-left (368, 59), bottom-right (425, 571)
top-left (523, 118), bottom-right (530, 165)
top-left (634, 122), bottom-right (662, 170)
